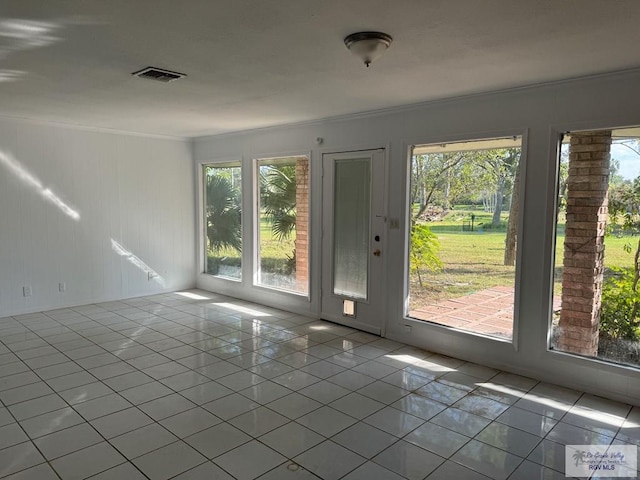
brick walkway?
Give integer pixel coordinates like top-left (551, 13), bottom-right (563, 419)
top-left (410, 286), bottom-right (562, 340)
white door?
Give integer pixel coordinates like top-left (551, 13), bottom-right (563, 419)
top-left (321, 149), bottom-right (386, 334)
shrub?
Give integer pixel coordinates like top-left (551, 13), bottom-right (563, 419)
top-left (600, 267), bottom-right (640, 340)
top-left (207, 253), bottom-right (241, 275)
top-left (260, 255), bottom-right (297, 276)
top-left (410, 223), bottom-right (442, 287)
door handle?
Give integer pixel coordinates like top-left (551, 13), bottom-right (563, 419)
top-left (373, 249), bottom-right (381, 257)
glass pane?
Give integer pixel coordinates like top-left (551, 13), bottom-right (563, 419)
top-left (257, 156), bottom-right (309, 294)
top-left (333, 158), bottom-right (371, 299)
top-left (204, 164), bottom-right (242, 279)
top-left (551, 127), bottom-right (640, 369)
top-left (407, 137), bottom-right (522, 340)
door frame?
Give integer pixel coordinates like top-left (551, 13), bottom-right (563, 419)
top-left (320, 147), bottom-right (389, 335)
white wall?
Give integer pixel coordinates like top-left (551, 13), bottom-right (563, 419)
top-left (194, 69), bottom-right (640, 405)
top-left (0, 119), bottom-right (195, 317)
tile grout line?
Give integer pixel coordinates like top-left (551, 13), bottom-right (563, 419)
top-left (1, 292), bottom-right (637, 480)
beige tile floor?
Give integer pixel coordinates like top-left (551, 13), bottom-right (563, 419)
top-left (0, 290), bottom-right (638, 479)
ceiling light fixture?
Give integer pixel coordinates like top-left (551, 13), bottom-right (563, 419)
top-left (344, 31), bottom-right (392, 67)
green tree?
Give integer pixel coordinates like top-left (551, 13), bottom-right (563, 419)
top-left (205, 174), bottom-right (241, 253)
top-left (260, 164), bottom-right (297, 240)
top-left (411, 152), bottom-right (466, 220)
top-left (411, 148), bottom-right (518, 222)
top-left (605, 139), bottom-right (640, 329)
top-left (504, 162), bottom-right (520, 266)
top-left (410, 224), bottom-right (443, 287)
top-left (557, 143), bottom-right (569, 216)
top-left (600, 267), bottom-right (640, 339)
top-left (609, 158), bottom-right (625, 187)
top-left (475, 148), bottom-right (519, 227)
top-left (614, 178), bottom-right (640, 316)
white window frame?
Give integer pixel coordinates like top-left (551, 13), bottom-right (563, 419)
top-left (402, 131), bottom-right (529, 349)
top-left (252, 154), bottom-right (311, 297)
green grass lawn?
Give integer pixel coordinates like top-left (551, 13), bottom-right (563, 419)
top-left (208, 218), bottom-right (297, 279)
top-left (410, 209), bottom-right (637, 307)
top-left (259, 217), bottom-right (296, 261)
top-left (210, 208), bottom-right (638, 303)
top-left (208, 219), bottom-right (296, 259)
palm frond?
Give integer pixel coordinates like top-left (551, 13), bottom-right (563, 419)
top-left (260, 164), bottom-right (297, 240)
top-left (206, 174), bottom-right (242, 253)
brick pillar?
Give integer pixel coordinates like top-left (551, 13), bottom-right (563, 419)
top-left (558, 131), bottom-right (611, 356)
top-left (295, 157), bottom-right (309, 291)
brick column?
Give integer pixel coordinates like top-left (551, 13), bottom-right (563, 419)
top-left (558, 131), bottom-right (611, 356)
top-left (295, 157), bottom-right (309, 291)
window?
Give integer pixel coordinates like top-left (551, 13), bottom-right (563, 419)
top-left (203, 163), bottom-right (242, 280)
top-left (256, 155), bottom-right (309, 294)
top-left (406, 136), bottom-right (522, 340)
top-left (550, 127), bottom-right (640, 369)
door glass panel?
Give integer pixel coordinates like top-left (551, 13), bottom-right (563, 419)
top-left (333, 158), bottom-right (371, 299)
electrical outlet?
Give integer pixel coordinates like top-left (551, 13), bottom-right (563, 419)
top-left (23, 285), bottom-right (32, 297)
top-left (389, 218), bottom-right (400, 229)
top-left (59, 282), bottom-right (66, 293)
top-left (148, 272), bottom-right (156, 281)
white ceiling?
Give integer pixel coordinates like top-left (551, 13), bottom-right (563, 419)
top-left (1, 1), bottom-right (639, 138)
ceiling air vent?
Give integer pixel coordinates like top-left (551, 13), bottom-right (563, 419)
top-left (132, 66), bottom-right (186, 83)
